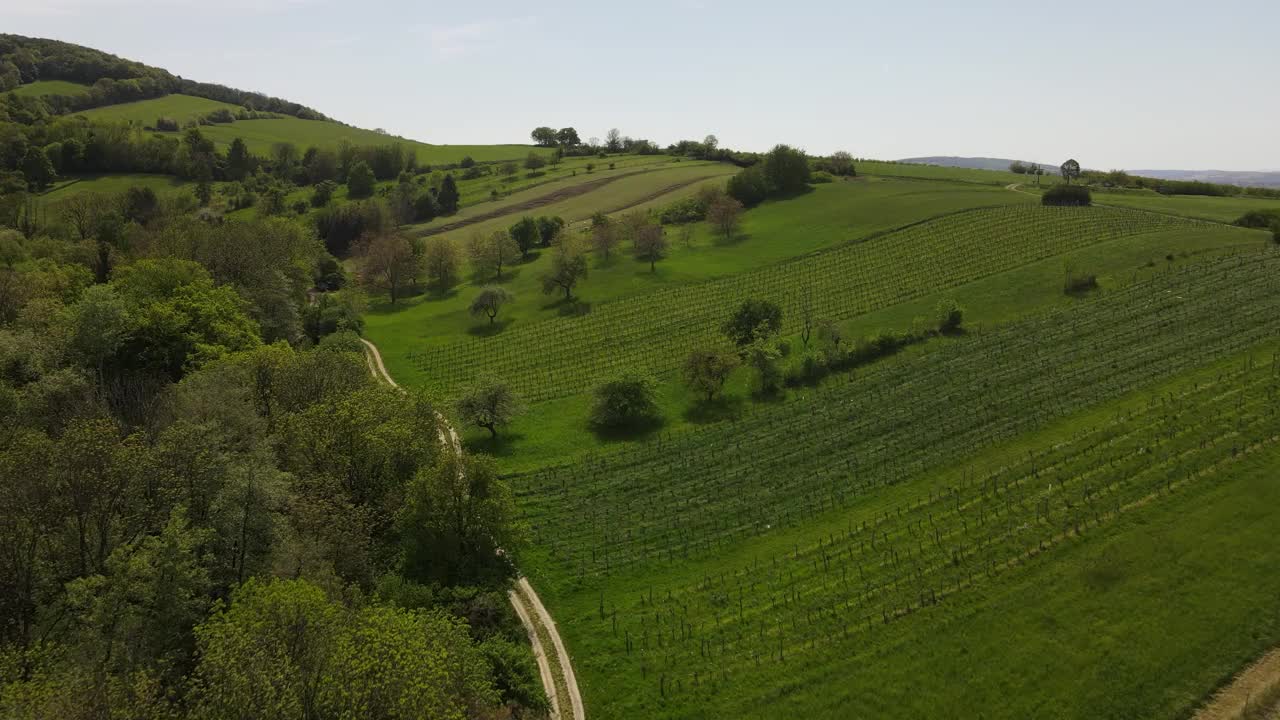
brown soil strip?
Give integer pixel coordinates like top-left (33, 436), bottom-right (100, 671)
top-left (417, 171), bottom-right (649, 237)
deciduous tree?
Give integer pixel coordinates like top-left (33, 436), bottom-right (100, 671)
top-left (541, 236), bottom-right (588, 300)
top-left (632, 221), bottom-right (668, 272)
top-left (422, 237), bottom-right (460, 290)
top-left (361, 234), bottom-right (419, 303)
top-left (468, 286), bottom-right (514, 325)
top-left (466, 231), bottom-right (520, 280)
top-left (683, 346), bottom-right (740, 402)
top-left (706, 196), bottom-right (743, 242)
top-left (455, 380), bottom-right (522, 436)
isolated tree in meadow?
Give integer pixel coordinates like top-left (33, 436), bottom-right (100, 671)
top-left (590, 374), bottom-right (661, 430)
top-left (1009, 160), bottom-right (1027, 174)
top-left (422, 237), bottom-right (460, 290)
top-left (347, 160), bottom-right (376, 199)
top-left (633, 222), bottom-right (668, 272)
top-left (683, 346), bottom-right (740, 402)
top-left (1060, 158), bottom-right (1081, 185)
top-left (524, 152), bottom-right (547, 170)
top-left (722, 298), bottom-right (783, 348)
top-left (531, 127), bottom-right (558, 146)
top-left (706, 196), bottom-right (744, 242)
top-left (499, 161), bottom-right (519, 178)
top-left (362, 234), bottom-right (420, 303)
top-left (762, 144), bottom-right (811, 194)
top-left (455, 380), bottom-right (523, 436)
top-left (437, 174), bottom-right (460, 214)
top-left (935, 298), bottom-right (964, 334)
top-left (469, 286), bottom-right (514, 325)
top-left (590, 219), bottom-right (620, 260)
top-left (703, 134), bottom-right (719, 155)
top-left (541, 236), bottom-right (589, 300)
top-left (606, 128), bottom-right (622, 153)
top-left (556, 127), bottom-right (581, 147)
top-left (466, 230), bottom-right (520, 280)
top-left (509, 216), bottom-right (540, 259)
top-left (536, 215), bottom-right (565, 247)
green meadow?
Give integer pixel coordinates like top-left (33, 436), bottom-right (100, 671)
top-left (9, 79), bottom-right (90, 97)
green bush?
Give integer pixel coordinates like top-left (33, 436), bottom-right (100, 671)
top-left (1234, 210), bottom-right (1280, 229)
top-left (1041, 185), bottom-right (1092, 207)
top-left (590, 375), bottom-right (662, 430)
top-left (810, 171), bottom-right (835, 184)
top-left (727, 165), bottom-right (769, 207)
top-left (935, 298), bottom-right (964, 334)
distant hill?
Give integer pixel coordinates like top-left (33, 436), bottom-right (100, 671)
top-left (898, 156), bottom-right (1056, 172)
top-left (1130, 169), bottom-right (1280, 189)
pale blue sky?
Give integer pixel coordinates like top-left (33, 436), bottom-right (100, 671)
top-left (3, 0), bottom-right (1277, 170)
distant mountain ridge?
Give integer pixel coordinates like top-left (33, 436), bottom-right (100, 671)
top-left (899, 156), bottom-right (1280, 189)
top-left (1129, 169), bottom-right (1280, 189)
top-left (898, 156), bottom-right (1056, 172)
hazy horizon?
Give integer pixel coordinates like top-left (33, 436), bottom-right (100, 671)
top-left (3, 0), bottom-right (1277, 171)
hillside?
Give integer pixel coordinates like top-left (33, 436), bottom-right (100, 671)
top-left (1131, 168), bottom-right (1280, 189)
top-left (898, 155), bottom-right (1055, 171)
top-left (4, 31), bottom-right (1280, 720)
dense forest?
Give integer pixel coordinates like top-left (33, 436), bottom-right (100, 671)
top-left (0, 113), bottom-right (544, 720)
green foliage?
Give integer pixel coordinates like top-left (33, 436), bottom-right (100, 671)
top-left (762, 144), bottom-right (810, 194)
top-left (437, 174), bottom-right (460, 214)
top-left (535, 215), bottom-right (564, 247)
top-left (1233, 209), bottom-right (1280, 229)
top-left (310, 179), bottom-right (336, 208)
top-left (934, 297), bottom-right (964, 333)
top-left (191, 578), bottom-right (499, 719)
top-left (345, 159), bottom-right (375, 199)
top-left (589, 374), bottom-right (662, 430)
top-left (455, 380), bottom-right (523, 437)
top-left (509, 216), bottom-right (540, 258)
top-left (682, 346), bottom-right (740, 402)
top-left (1042, 184), bottom-right (1092, 206)
top-left (399, 453), bottom-right (520, 585)
top-left (722, 298), bottom-right (783, 348)
top-left (726, 164), bottom-right (769, 207)
top-left (540, 237), bottom-right (589, 300)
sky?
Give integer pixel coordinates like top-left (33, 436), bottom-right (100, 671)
top-left (2, 0), bottom-right (1277, 170)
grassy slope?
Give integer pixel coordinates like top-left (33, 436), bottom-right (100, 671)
top-left (72, 94), bottom-right (545, 163)
top-left (75, 93), bottom-right (244, 124)
top-left (10, 79), bottom-right (90, 97)
top-left (859, 159), bottom-right (1060, 186)
top-left (363, 178), bottom-right (1023, 373)
top-left (531, 332), bottom-right (1280, 718)
top-left (1096, 190), bottom-right (1280, 223)
top-left (469, 222), bottom-right (1266, 471)
top-left (36, 173), bottom-right (194, 208)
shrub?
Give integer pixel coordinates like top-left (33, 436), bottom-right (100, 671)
top-left (155, 116), bottom-right (179, 132)
top-left (726, 165), bottom-right (769, 207)
top-left (589, 375), bottom-right (661, 430)
top-left (762, 144), bottom-right (810, 194)
top-left (722, 298), bottom-right (782, 348)
top-left (658, 197), bottom-right (708, 225)
top-left (205, 108), bottom-right (236, 123)
top-left (935, 298), bottom-right (964, 334)
top-left (810, 171), bottom-right (835, 184)
top-left (1041, 184), bottom-right (1092, 207)
top-left (459, 156), bottom-right (476, 168)
top-left (1234, 210), bottom-right (1280, 229)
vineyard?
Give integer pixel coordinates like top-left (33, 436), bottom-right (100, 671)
top-left (506, 249), bottom-right (1280, 716)
top-left (408, 205), bottom-right (1208, 403)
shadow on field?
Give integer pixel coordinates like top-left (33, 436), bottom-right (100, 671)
top-left (543, 298), bottom-right (592, 317)
top-left (467, 319), bottom-right (512, 337)
top-left (471, 268), bottom-right (522, 284)
top-left (463, 431), bottom-right (525, 458)
top-left (590, 418), bottom-right (665, 444)
top-left (683, 395), bottom-right (746, 424)
top-left (713, 231), bottom-right (750, 247)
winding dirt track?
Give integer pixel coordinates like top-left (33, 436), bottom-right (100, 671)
top-left (1193, 647), bottom-right (1280, 720)
top-left (360, 339), bottom-right (585, 720)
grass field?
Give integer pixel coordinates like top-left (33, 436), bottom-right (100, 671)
top-left (74, 93), bottom-right (245, 125)
top-left (72, 93), bottom-right (546, 163)
top-left (1095, 189), bottom-right (1280, 223)
top-left (507, 253), bottom-right (1280, 717)
top-left (859, 159), bottom-right (1060, 186)
top-left (9, 79), bottom-right (90, 97)
top-left (363, 178), bottom-right (1027, 384)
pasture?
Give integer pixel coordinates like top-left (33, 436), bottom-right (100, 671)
top-left (509, 252), bottom-right (1280, 717)
top-left (9, 79), bottom-right (90, 97)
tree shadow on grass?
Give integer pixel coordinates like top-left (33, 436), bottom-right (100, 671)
top-left (467, 319), bottom-right (512, 337)
top-left (462, 430), bottom-right (526, 459)
top-left (541, 297), bottom-right (592, 317)
top-left (589, 417), bottom-right (665, 444)
top-left (712, 231), bottom-right (750, 247)
top-left (682, 395), bottom-right (746, 425)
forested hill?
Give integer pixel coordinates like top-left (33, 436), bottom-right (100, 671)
top-left (0, 34), bottom-right (326, 120)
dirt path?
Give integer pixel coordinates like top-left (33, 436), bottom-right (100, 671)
top-left (359, 338), bottom-right (585, 719)
top-left (1194, 647), bottom-right (1280, 720)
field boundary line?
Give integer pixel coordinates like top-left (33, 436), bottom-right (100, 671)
top-left (360, 338), bottom-right (585, 720)
top-left (1193, 646), bottom-right (1280, 720)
